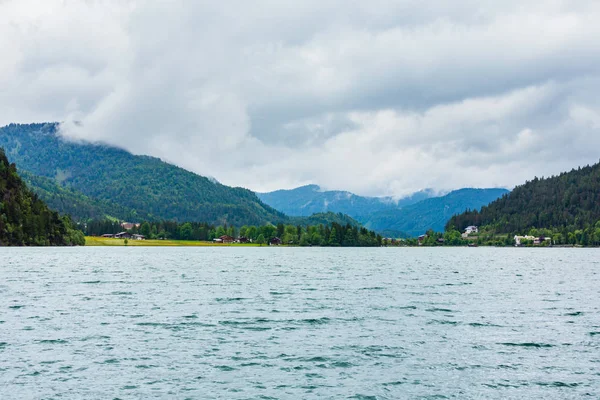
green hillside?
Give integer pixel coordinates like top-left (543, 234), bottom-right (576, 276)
top-left (0, 123), bottom-right (287, 226)
top-left (257, 184), bottom-right (433, 217)
top-left (361, 188), bottom-right (509, 237)
top-left (447, 162), bottom-right (600, 234)
top-left (0, 148), bottom-right (84, 246)
top-left (20, 170), bottom-right (146, 222)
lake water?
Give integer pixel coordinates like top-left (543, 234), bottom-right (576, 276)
top-left (0, 247), bottom-right (599, 399)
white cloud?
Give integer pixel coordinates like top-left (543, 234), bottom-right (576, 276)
top-left (1, 0), bottom-right (599, 196)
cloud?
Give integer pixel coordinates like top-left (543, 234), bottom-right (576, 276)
top-left (1, 0), bottom-right (599, 196)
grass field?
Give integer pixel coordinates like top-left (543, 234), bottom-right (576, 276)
top-left (84, 237), bottom-right (263, 247)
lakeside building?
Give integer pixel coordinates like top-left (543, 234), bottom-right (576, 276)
top-left (462, 226), bottom-right (479, 238)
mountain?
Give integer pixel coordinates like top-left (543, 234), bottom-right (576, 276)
top-left (0, 123), bottom-right (288, 226)
top-left (257, 184), bottom-right (434, 217)
top-left (447, 162), bottom-right (600, 234)
top-left (258, 184), bottom-right (508, 237)
top-left (0, 148), bottom-right (85, 246)
top-left (20, 170), bottom-right (146, 222)
top-left (359, 188), bottom-right (509, 237)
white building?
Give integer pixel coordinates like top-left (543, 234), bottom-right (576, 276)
top-left (462, 226), bottom-right (479, 238)
top-left (514, 235), bottom-right (535, 246)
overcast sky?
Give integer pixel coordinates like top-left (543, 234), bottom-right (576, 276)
top-left (2, 1), bottom-right (600, 197)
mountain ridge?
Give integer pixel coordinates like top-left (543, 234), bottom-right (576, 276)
top-left (258, 184), bottom-right (508, 237)
top-left (447, 162), bottom-right (600, 234)
top-left (0, 123), bottom-right (287, 226)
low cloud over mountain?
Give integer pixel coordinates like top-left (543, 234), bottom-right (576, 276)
top-left (2, 1), bottom-right (599, 196)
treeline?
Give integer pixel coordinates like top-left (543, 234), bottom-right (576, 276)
top-left (0, 148), bottom-right (85, 246)
top-left (447, 162), bottom-right (600, 233)
top-left (386, 226), bottom-right (600, 247)
top-left (83, 219), bottom-right (383, 246)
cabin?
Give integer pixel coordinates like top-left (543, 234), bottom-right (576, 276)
top-left (132, 234), bottom-right (146, 240)
top-left (219, 235), bottom-right (234, 243)
top-left (101, 234), bottom-right (115, 238)
top-left (464, 226), bottom-right (478, 235)
top-left (270, 237), bottom-right (282, 246)
top-left (417, 234), bottom-right (427, 245)
top-left (114, 232), bottom-right (133, 239)
top-left (237, 236), bottom-right (250, 243)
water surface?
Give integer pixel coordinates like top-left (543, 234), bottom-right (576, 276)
top-left (1, 247), bottom-right (599, 399)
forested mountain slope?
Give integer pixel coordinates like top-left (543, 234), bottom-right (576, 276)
top-left (0, 148), bottom-right (84, 246)
top-left (361, 188), bottom-right (509, 237)
top-left (447, 162), bottom-right (600, 233)
top-left (0, 123), bottom-right (286, 226)
top-left (257, 184), bottom-right (434, 217)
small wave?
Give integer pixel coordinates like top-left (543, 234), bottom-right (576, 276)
top-left (331, 361), bottom-right (354, 368)
top-left (426, 308), bottom-right (455, 313)
top-left (110, 291), bottom-right (133, 295)
top-left (468, 322), bottom-right (502, 327)
top-left (590, 332), bottom-right (600, 336)
top-left (82, 280), bottom-right (102, 284)
top-left (564, 311), bottom-right (584, 316)
top-left (535, 381), bottom-right (579, 388)
top-left (383, 380), bottom-right (407, 386)
top-left (214, 365), bottom-right (236, 371)
top-left (427, 319), bottom-right (458, 325)
top-left (299, 317), bottom-right (330, 325)
top-left (9, 305), bottom-right (24, 309)
top-left (498, 342), bottom-right (553, 348)
top-left (36, 339), bottom-right (68, 344)
top-left (136, 322), bottom-right (169, 327)
top-left (215, 297), bottom-right (247, 302)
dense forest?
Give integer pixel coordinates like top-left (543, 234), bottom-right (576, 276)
top-left (361, 188), bottom-right (508, 237)
top-left (0, 148), bottom-right (85, 246)
top-left (0, 123), bottom-right (287, 226)
top-left (447, 162), bottom-right (600, 236)
top-left (84, 219), bottom-right (383, 247)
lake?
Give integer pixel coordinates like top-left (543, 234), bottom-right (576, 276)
top-left (1, 247), bottom-right (599, 399)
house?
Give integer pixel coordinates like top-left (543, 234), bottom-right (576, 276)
top-left (437, 238), bottom-right (445, 244)
top-left (534, 236), bottom-right (551, 245)
top-left (213, 238), bottom-right (223, 243)
top-left (464, 226), bottom-right (478, 236)
top-left (114, 232), bottom-right (133, 239)
top-left (132, 234), bottom-right (145, 240)
top-left (219, 235), bottom-right (234, 243)
top-left (514, 235), bottom-right (536, 246)
top-left (270, 237), bottom-right (282, 245)
top-left (237, 236), bottom-right (250, 243)
top-left (101, 233), bottom-right (115, 238)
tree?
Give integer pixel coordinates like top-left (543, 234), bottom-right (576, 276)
top-left (328, 227), bottom-right (339, 246)
top-left (179, 222), bottom-right (193, 240)
top-left (140, 222), bottom-right (151, 237)
top-left (256, 234), bottom-right (266, 246)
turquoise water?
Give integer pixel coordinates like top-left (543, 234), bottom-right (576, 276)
top-left (0, 247), bottom-right (599, 399)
